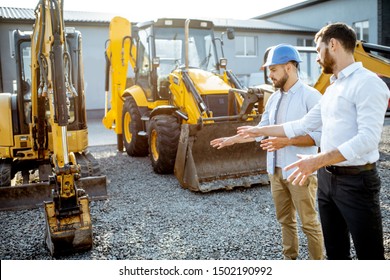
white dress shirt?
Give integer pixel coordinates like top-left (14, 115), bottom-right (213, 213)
top-left (256, 79), bottom-right (322, 178)
top-left (284, 62), bottom-right (390, 166)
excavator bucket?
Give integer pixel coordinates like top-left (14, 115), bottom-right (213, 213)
top-left (0, 176), bottom-right (107, 211)
top-left (175, 119), bottom-right (268, 192)
top-left (44, 196), bottom-right (92, 256)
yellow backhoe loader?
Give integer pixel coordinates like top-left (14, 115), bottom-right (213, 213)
top-left (103, 17), bottom-right (268, 192)
top-left (0, 0), bottom-right (107, 256)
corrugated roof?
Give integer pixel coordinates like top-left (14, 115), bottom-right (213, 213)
top-left (253, 0), bottom-right (329, 19)
top-left (0, 7), bottom-right (34, 20)
top-left (0, 6), bottom-right (316, 32)
top-left (212, 18), bottom-right (316, 32)
top-left (0, 7), bottom-right (116, 23)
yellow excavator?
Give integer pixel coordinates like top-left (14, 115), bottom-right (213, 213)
top-left (0, 0), bottom-right (107, 256)
top-left (103, 17), bottom-right (268, 192)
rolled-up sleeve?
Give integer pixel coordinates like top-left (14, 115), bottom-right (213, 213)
top-left (308, 130), bottom-right (321, 147)
top-left (283, 102), bottom-right (322, 140)
top-left (337, 77), bottom-right (389, 161)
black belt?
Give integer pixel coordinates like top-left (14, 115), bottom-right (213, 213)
top-left (325, 163), bottom-right (376, 176)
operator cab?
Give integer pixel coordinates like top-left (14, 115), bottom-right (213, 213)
top-left (134, 18), bottom-right (220, 102)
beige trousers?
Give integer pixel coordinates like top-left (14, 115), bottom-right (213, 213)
top-left (269, 167), bottom-right (324, 260)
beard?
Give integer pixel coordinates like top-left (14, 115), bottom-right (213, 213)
top-left (272, 70), bottom-right (289, 89)
top-left (319, 48), bottom-right (335, 74)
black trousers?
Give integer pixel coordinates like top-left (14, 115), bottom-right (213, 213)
top-left (317, 167), bottom-right (385, 260)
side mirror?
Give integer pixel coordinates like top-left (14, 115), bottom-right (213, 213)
top-left (227, 28), bottom-right (235, 40)
top-left (219, 58), bottom-right (227, 69)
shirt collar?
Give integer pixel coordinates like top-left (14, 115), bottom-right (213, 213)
top-left (281, 79), bottom-right (302, 95)
top-left (330, 62), bottom-right (363, 83)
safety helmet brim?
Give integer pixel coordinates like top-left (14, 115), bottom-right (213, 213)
top-left (261, 44), bottom-right (303, 69)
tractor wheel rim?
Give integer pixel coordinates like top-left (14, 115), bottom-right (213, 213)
top-left (124, 112), bottom-right (132, 143)
top-left (150, 130), bottom-right (159, 161)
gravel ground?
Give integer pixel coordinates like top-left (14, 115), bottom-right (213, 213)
top-left (0, 120), bottom-right (389, 260)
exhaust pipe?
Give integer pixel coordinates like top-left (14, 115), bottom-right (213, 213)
top-left (185, 19), bottom-right (190, 70)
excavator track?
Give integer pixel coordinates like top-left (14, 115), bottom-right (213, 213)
top-left (75, 151), bottom-right (103, 178)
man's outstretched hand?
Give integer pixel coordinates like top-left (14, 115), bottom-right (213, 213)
top-left (210, 137), bottom-right (235, 149)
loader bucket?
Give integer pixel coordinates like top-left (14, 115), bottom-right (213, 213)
top-left (175, 120), bottom-right (268, 192)
top-left (44, 196), bottom-right (92, 256)
top-left (0, 175), bottom-right (108, 211)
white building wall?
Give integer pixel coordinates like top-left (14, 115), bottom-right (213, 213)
top-left (73, 25), bottom-right (108, 111)
top-left (216, 30), bottom-right (315, 86)
top-left (0, 22), bottom-right (110, 114)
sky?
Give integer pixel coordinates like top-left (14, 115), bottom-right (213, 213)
top-left (0, 0), bottom-right (307, 22)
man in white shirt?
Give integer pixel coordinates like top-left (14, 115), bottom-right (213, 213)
top-left (237, 23), bottom-right (390, 260)
top-left (211, 44), bottom-right (324, 260)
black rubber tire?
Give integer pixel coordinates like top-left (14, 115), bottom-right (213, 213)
top-left (122, 96), bottom-right (149, 157)
top-left (117, 134), bottom-right (123, 152)
top-left (148, 114), bottom-right (181, 174)
top-left (0, 160), bottom-right (12, 187)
